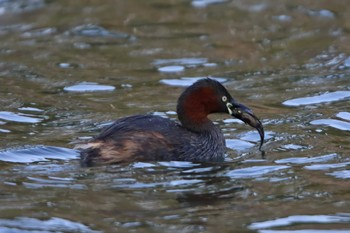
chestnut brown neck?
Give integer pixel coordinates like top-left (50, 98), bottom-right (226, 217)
top-left (177, 86), bottom-right (219, 133)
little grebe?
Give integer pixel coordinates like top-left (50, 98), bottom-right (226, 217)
top-left (79, 78), bottom-right (264, 166)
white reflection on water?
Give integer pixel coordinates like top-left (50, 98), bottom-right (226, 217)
top-left (158, 65), bottom-right (185, 73)
top-left (0, 128), bottom-right (10, 133)
top-left (64, 82), bottom-right (115, 92)
top-left (304, 162), bottom-right (350, 171)
top-left (23, 176), bottom-right (86, 189)
top-left (259, 229), bottom-right (350, 233)
top-left (0, 111), bottom-right (43, 123)
top-left (159, 77), bottom-right (226, 87)
top-left (328, 170), bottom-right (350, 179)
top-left (17, 107), bottom-right (44, 112)
top-left (226, 139), bottom-right (255, 151)
top-left (0, 146), bottom-right (79, 163)
top-left (311, 119), bottom-right (350, 131)
top-left (67, 23), bottom-right (130, 39)
top-left (191, 0), bottom-right (227, 8)
top-left (275, 153), bottom-right (338, 164)
top-left (153, 57), bottom-right (208, 66)
top-left (248, 214), bottom-right (350, 230)
top-left (0, 217), bottom-right (101, 233)
top-left (311, 111), bottom-right (350, 131)
top-left (337, 112), bottom-right (350, 121)
top-left (282, 91), bottom-right (350, 106)
top-left (225, 165), bottom-right (290, 179)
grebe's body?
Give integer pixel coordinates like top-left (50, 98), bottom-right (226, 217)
top-left (79, 79), bottom-right (264, 166)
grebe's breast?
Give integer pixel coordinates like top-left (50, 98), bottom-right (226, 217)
top-left (80, 115), bottom-right (225, 166)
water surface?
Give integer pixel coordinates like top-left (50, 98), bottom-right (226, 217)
top-left (0, 0), bottom-right (350, 232)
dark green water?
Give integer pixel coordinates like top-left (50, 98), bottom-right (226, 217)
top-left (0, 1), bottom-right (350, 232)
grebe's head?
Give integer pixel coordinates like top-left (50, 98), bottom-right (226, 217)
top-left (177, 78), bottom-right (264, 149)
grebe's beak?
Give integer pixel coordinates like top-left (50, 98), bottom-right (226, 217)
top-left (226, 102), bottom-right (265, 152)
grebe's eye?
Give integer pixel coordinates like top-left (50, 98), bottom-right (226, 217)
top-left (222, 96), bottom-right (227, 102)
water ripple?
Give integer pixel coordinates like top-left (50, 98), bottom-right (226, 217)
top-left (304, 162), bottom-right (350, 171)
top-left (192, 0), bottom-right (227, 8)
top-left (225, 165), bottom-right (290, 179)
top-left (67, 24), bottom-right (130, 39)
top-left (328, 170), bottom-right (350, 179)
top-left (0, 146), bottom-right (79, 163)
top-left (21, 27), bottom-right (57, 38)
top-left (259, 230), bottom-right (350, 233)
top-left (226, 139), bottom-right (255, 151)
top-left (278, 144), bottom-right (311, 151)
top-left (0, 217), bottom-right (100, 233)
top-left (239, 130), bottom-right (274, 142)
top-left (337, 112), bottom-right (350, 121)
top-left (158, 65), bottom-right (185, 73)
top-left (283, 91), bottom-right (350, 106)
top-left (23, 176), bottom-right (86, 189)
top-left (17, 107), bottom-right (44, 112)
top-left (153, 58), bottom-right (208, 66)
top-left (64, 82), bottom-right (116, 92)
top-left (248, 214), bottom-right (350, 230)
top-left (311, 119), bottom-right (350, 131)
top-left (0, 0), bottom-right (45, 15)
top-left (160, 77), bottom-right (226, 87)
top-left (0, 111), bottom-right (43, 123)
top-left (275, 153), bottom-right (338, 164)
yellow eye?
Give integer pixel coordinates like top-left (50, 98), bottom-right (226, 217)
top-left (222, 96), bottom-right (227, 102)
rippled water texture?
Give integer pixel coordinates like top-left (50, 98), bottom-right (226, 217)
top-left (0, 0), bottom-right (350, 232)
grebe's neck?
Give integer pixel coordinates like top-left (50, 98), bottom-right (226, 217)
top-left (176, 87), bottom-right (216, 133)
